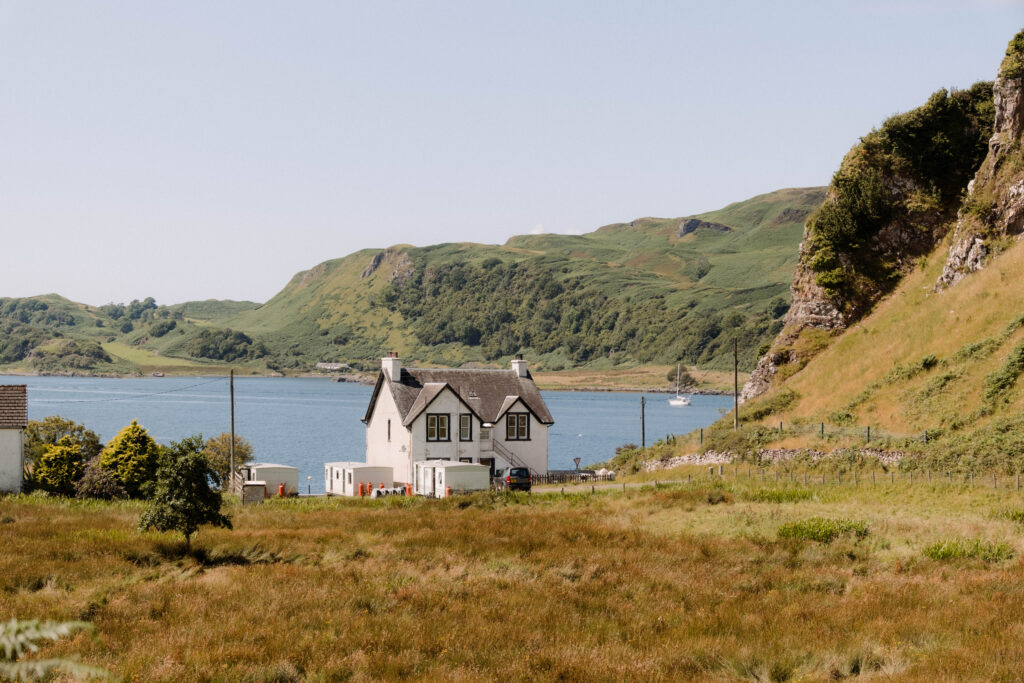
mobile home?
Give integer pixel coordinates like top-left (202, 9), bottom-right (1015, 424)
top-left (413, 460), bottom-right (491, 497)
top-left (324, 461), bottom-right (394, 496)
top-left (240, 463), bottom-right (299, 497)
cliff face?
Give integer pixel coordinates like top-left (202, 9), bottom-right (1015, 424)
top-left (741, 40), bottom-right (1005, 402)
top-left (937, 31), bottom-right (1024, 288)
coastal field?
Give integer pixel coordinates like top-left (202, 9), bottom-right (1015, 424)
top-left (5, 475), bottom-right (1024, 680)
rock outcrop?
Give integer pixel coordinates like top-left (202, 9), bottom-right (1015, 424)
top-left (937, 30), bottom-right (1024, 288)
top-left (677, 218), bottom-right (732, 237)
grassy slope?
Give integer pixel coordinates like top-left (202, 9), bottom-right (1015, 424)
top-left (222, 187), bottom-right (825, 370)
top-left (7, 482), bottom-right (1024, 679)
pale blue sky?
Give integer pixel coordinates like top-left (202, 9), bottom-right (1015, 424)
top-left (1, 1), bottom-right (1021, 305)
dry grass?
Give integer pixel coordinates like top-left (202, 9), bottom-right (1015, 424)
top-left (5, 482), bottom-right (1024, 681)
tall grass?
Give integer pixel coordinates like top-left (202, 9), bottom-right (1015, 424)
top-left (4, 483), bottom-right (1024, 679)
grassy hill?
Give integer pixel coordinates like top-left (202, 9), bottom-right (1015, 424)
top-left (0, 187), bottom-right (825, 377)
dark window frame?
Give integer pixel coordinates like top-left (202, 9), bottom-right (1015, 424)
top-left (459, 413), bottom-right (473, 442)
top-left (426, 413), bottom-right (450, 442)
top-left (505, 412), bottom-right (530, 440)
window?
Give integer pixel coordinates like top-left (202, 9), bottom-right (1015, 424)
top-left (479, 427), bottom-right (491, 441)
top-left (506, 413), bottom-right (530, 440)
top-left (346, 472), bottom-right (352, 484)
top-left (387, 419), bottom-right (391, 442)
top-left (426, 413), bottom-right (450, 441)
top-left (459, 414), bottom-right (472, 441)
top-left (459, 457), bottom-right (473, 463)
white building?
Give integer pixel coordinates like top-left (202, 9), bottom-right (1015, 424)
top-left (0, 385), bottom-right (26, 494)
top-left (413, 460), bottom-right (491, 497)
top-left (238, 462), bottom-right (299, 497)
top-left (324, 461), bottom-right (393, 496)
top-left (362, 353), bottom-right (554, 485)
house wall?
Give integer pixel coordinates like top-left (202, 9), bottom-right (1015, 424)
top-left (0, 429), bottom-right (23, 494)
top-left (494, 399), bottom-right (549, 474)
top-left (408, 390), bottom-right (484, 476)
top-left (366, 383), bottom-right (415, 484)
top-left (250, 467), bottom-right (298, 496)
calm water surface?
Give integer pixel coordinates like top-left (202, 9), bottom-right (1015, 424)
top-left (1, 376), bottom-right (731, 494)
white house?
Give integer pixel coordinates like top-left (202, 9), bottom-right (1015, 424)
top-left (362, 353), bottom-right (554, 486)
top-left (0, 385), bottom-right (27, 494)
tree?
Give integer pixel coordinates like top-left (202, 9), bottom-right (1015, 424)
top-left (202, 433), bottom-right (253, 487)
top-left (23, 416), bottom-right (102, 468)
top-left (0, 618), bottom-right (108, 681)
top-left (99, 420), bottom-right (160, 498)
top-left (33, 437), bottom-right (85, 496)
top-left (138, 435), bottom-right (232, 551)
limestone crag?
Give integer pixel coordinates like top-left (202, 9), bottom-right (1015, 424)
top-left (938, 32), bottom-right (1024, 288)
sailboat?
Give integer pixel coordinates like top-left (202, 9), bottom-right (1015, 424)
top-left (668, 363), bottom-right (691, 406)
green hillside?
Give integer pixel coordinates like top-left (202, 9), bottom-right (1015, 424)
top-left (0, 187), bottom-right (825, 376)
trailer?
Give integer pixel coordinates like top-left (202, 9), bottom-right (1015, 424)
top-left (324, 461), bottom-right (394, 496)
top-left (413, 460), bottom-right (491, 497)
top-left (240, 463), bottom-right (299, 497)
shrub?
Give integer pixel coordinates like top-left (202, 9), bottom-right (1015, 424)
top-left (99, 420), bottom-right (161, 498)
top-left (23, 416), bottom-right (102, 467)
top-left (32, 437), bottom-right (85, 496)
top-left (75, 458), bottom-right (128, 500)
top-left (922, 539), bottom-right (1013, 563)
top-left (150, 320), bottom-right (177, 337)
top-left (777, 517), bottom-right (869, 543)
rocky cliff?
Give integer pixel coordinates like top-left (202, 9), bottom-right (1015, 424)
top-left (742, 40), bottom-right (1004, 401)
top-left (937, 30), bottom-right (1024, 288)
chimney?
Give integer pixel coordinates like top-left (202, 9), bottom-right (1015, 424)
top-left (381, 351), bottom-right (401, 381)
top-left (511, 354), bottom-right (528, 378)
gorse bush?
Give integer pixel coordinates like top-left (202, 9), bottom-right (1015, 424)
top-left (777, 517), bottom-right (869, 543)
top-left (99, 420), bottom-right (160, 499)
top-left (923, 539), bottom-right (1013, 563)
top-left (33, 437), bottom-right (85, 497)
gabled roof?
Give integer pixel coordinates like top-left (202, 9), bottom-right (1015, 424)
top-left (0, 385), bottom-right (27, 429)
top-left (363, 367), bottom-right (554, 427)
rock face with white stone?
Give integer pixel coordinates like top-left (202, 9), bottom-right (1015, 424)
top-left (937, 35), bottom-right (1024, 289)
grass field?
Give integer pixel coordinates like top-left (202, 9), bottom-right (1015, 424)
top-left (6, 475), bottom-right (1024, 680)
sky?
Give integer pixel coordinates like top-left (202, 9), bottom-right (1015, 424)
top-left (1, 1), bottom-right (1022, 306)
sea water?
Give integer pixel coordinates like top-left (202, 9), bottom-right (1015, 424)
top-left (1, 376), bottom-right (731, 494)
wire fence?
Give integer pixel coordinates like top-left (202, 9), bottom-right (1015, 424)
top-left (692, 420), bottom-right (934, 446)
top-left (676, 465), bottom-right (1024, 492)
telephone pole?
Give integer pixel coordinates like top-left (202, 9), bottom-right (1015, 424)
top-left (733, 339), bottom-right (739, 431)
top-left (229, 369), bottom-right (235, 491)
top-left (640, 395), bottom-right (646, 448)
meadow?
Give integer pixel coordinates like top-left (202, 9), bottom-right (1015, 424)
top-left (5, 472), bottom-right (1024, 681)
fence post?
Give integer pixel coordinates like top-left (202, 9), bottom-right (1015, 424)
top-left (872, 471), bottom-right (875, 485)
top-left (910, 471), bottom-right (913, 484)
top-left (866, 426), bottom-right (871, 442)
top-left (890, 471), bottom-right (894, 484)
top-left (718, 465), bottom-right (723, 477)
top-left (708, 466), bottom-right (714, 478)
top-left (804, 472), bottom-right (807, 486)
top-left (687, 473), bottom-right (690, 483)
top-left (821, 473), bottom-right (825, 485)
top-left (700, 428), bottom-right (703, 445)
top-left (854, 470), bottom-right (857, 485)
top-left (923, 430), bottom-right (928, 443)
top-left (779, 420), bottom-right (782, 434)
top-left (1017, 474), bottom-right (1020, 491)
top-left (994, 473), bottom-right (997, 489)
top-left (820, 422), bottom-right (824, 438)
top-left (927, 470), bottom-right (931, 483)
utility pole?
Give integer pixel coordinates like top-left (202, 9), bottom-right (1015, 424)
top-left (733, 339), bottom-right (739, 430)
top-left (229, 369), bottom-right (235, 492)
top-left (641, 395), bottom-right (646, 448)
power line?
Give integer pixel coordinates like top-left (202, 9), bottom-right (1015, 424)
top-left (29, 377), bottom-right (227, 404)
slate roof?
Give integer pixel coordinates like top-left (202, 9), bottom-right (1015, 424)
top-left (363, 368), bottom-right (554, 427)
top-left (0, 385), bottom-right (27, 429)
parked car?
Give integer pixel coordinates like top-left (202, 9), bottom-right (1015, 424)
top-left (494, 467), bottom-right (532, 492)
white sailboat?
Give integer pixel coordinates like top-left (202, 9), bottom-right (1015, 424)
top-left (668, 363), bottom-right (691, 406)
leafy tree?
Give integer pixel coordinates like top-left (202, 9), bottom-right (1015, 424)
top-left (149, 319), bottom-right (176, 337)
top-left (138, 435), bottom-right (232, 550)
top-left (99, 420), bottom-right (161, 498)
top-left (75, 459), bottom-right (128, 500)
top-left (33, 437), bottom-right (85, 496)
top-left (23, 416), bottom-right (102, 467)
top-left (202, 433), bottom-right (253, 487)
top-left (186, 328), bottom-right (266, 362)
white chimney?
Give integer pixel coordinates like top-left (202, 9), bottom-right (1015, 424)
top-left (511, 354), bottom-right (528, 378)
top-left (381, 352), bottom-right (401, 380)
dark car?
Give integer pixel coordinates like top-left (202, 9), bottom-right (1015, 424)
top-left (495, 467), bottom-right (532, 492)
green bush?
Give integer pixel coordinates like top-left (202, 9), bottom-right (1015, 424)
top-left (33, 437), bottom-right (85, 496)
top-left (777, 517), bottom-right (868, 543)
top-left (99, 420), bottom-right (161, 499)
top-left (922, 538), bottom-right (1013, 563)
